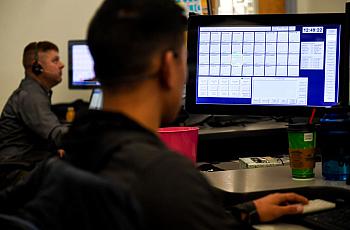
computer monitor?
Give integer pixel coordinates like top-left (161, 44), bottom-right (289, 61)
top-left (185, 13), bottom-right (349, 117)
top-left (88, 88), bottom-right (103, 110)
top-left (68, 40), bottom-right (100, 89)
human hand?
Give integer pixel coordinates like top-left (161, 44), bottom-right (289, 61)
top-left (253, 193), bottom-right (308, 222)
top-left (57, 149), bottom-right (65, 158)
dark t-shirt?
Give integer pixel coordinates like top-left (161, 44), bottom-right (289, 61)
top-left (63, 110), bottom-right (250, 229)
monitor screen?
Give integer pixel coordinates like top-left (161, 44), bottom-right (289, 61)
top-left (186, 13), bottom-right (349, 116)
top-left (89, 88), bottom-right (103, 110)
top-left (68, 40), bottom-right (100, 89)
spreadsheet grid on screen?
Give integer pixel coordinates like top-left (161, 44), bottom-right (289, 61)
top-left (195, 24), bottom-right (341, 108)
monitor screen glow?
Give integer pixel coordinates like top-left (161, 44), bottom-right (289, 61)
top-left (68, 40), bottom-right (100, 89)
top-left (185, 13), bottom-right (348, 116)
top-left (89, 88), bottom-right (103, 110)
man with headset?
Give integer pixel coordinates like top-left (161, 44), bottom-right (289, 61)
top-left (0, 41), bottom-right (68, 187)
top-left (61, 0), bottom-right (308, 229)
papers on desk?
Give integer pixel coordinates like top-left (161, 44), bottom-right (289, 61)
top-left (239, 156), bottom-right (290, 169)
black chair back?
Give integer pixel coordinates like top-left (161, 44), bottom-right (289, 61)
top-left (8, 158), bottom-right (143, 230)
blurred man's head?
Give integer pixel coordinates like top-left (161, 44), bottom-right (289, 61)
top-left (88, 0), bottom-right (187, 124)
top-left (23, 41), bottom-right (64, 89)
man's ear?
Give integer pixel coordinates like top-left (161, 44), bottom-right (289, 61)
top-left (159, 50), bottom-right (177, 89)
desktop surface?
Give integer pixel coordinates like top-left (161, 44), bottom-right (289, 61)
top-left (203, 163), bottom-right (350, 230)
top-left (202, 162), bottom-right (349, 194)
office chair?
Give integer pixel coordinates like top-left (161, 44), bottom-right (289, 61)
top-left (0, 160), bottom-right (36, 190)
top-left (0, 213), bottom-right (39, 230)
top-left (1, 158), bottom-right (143, 230)
top-left (0, 161), bottom-right (34, 172)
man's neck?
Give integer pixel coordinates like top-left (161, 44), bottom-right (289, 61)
top-left (102, 84), bottom-right (162, 134)
top-left (25, 72), bottom-right (51, 91)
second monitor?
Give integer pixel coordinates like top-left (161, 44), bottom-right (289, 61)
top-left (68, 40), bottom-right (100, 89)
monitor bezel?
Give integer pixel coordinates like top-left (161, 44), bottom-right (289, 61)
top-left (185, 13), bottom-right (349, 117)
top-left (346, 3), bottom-right (350, 108)
top-left (68, 40), bottom-right (99, 89)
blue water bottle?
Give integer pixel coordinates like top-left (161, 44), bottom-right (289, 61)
top-left (318, 114), bottom-right (350, 181)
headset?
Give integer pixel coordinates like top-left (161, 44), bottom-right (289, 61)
top-left (32, 42), bottom-right (44, 76)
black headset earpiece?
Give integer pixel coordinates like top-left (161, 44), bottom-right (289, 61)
top-left (32, 42), bottom-right (44, 76)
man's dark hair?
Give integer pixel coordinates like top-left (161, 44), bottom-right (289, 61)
top-left (23, 41), bottom-right (59, 68)
top-left (87, 0), bottom-right (187, 89)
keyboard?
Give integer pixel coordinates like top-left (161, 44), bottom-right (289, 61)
top-left (302, 204), bottom-right (350, 230)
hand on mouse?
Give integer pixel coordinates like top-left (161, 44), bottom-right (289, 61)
top-left (253, 192), bottom-right (308, 222)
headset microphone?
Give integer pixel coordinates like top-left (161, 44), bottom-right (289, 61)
top-left (32, 42), bottom-right (44, 76)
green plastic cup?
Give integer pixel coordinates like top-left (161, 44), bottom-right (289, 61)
top-left (288, 124), bottom-right (316, 180)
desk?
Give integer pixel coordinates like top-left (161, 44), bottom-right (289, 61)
top-left (197, 120), bottom-right (288, 162)
top-left (203, 164), bottom-right (350, 230)
top-left (202, 163), bottom-right (349, 193)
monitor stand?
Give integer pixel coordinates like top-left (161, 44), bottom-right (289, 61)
top-left (205, 115), bottom-right (273, 127)
top-left (184, 114), bottom-right (212, 126)
top-left (184, 114), bottom-right (273, 127)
